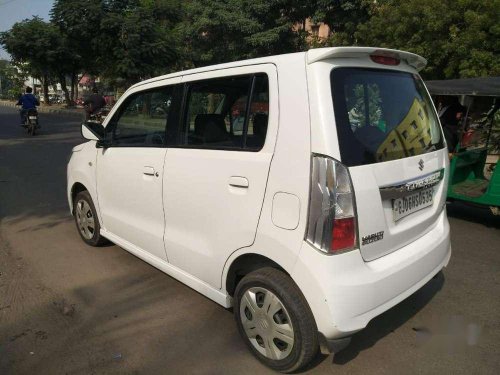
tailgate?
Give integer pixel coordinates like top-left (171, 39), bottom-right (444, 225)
top-left (350, 150), bottom-right (448, 261)
top-left (328, 66), bottom-right (448, 261)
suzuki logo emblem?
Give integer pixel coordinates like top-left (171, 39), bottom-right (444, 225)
top-left (418, 159), bottom-right (424, 171)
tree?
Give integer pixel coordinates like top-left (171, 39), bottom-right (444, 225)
top-left (353, 0), bottom-right (500, 79)
top-left (0, 17), bottom-right (60, 103)
top-left (283, 0), bottom-right (373, 46)
top-left (96, 0), bottom-right (180, 86)
top-left (51, 0), bottom-right (104, 99)
top-left (179, 0), bottom-right (300, 67)
top-left (0, 60), bottom-right (26, 99)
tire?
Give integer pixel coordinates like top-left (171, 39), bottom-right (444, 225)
top-left (73, 191), bottom-right (108, 246)
top-left (234, 268), bottom-right (318, 373)
top-left (29, 122), bottom-right (35, 136)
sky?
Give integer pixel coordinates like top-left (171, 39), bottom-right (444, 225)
top-left (0, 0), bottom-right (54, 59)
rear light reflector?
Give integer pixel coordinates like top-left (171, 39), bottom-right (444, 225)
top-left (306, 155), bottom-right (358, 254)
top-left (331, 217), bottom-right (356, 252)
top-left (370, 55), bottom-right (400, 66)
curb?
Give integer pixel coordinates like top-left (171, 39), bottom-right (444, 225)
top-left (0, 100), bottom-right (84, 119)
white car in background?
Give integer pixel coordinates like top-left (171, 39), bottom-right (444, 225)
top-left (67, 47), bottom-right (451, 372)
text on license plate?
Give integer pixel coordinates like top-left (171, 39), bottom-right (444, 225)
top-left (393, 187), bottom-right (434, 221)
top-left (29, 116), bottom-right (37, 119)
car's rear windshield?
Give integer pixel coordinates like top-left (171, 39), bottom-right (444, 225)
top-left (330, 68), bottom-right (444, 167)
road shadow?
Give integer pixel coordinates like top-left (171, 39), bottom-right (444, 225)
top-left (331, 271), bottom-right (445, 365)
top-left (446, 201), bottom-right (500, 228)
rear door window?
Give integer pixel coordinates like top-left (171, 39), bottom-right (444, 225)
top-left (178, 74), bottom-right (269, 151)
top-left (331, 68), bottom-right (444, 166)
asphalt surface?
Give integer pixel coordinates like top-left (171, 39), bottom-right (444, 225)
top-left (0, 105), bottom-right (499, 374)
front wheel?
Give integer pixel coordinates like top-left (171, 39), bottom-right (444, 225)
top-left (73, 191), bottom-right (108, 246)
top-left (234, 268), bottom-right (318, 373)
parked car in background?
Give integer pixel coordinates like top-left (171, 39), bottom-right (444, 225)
top-left (68, 47), bottom-right (451, 372)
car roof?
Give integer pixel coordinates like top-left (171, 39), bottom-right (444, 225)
top-left (130, 47), bottom-right (426, 90)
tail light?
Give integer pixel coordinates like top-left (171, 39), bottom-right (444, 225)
top-left (306, 155), bottom-right (358, 254)
top-left (370, 54), bottom-right (400, 66)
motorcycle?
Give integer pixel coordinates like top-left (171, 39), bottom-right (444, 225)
top-left (23, 108), bottom-right (39, 136)
top-left (87, 107), bottom-right (110, 124)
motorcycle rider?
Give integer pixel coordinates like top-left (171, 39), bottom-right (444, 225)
top-left (84, 87), bottom-right (106, 120)
top-left (16, 86), bottom-right (40, 126)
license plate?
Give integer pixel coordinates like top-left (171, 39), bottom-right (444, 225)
top-left (29, 116), bottom-right (37, 120)
top-left (392, 187), bottom-right (434, 221)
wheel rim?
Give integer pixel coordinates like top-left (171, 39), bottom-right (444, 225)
top-left (239, 287), bottom-right (295, 360)
top-left (75, 199), bottom-right (95, 240)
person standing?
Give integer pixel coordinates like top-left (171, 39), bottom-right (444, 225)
top-left (439, 96), bottom-right (466, 153)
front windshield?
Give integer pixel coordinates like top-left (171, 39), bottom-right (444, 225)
top-left (331, 68), bottom-right (444, 167)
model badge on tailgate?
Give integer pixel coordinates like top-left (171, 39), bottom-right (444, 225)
top-left (362, 231), bottom-right (384, 246)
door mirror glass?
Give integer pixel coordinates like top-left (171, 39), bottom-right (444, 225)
top-left (81, 121), bottom-right (105, 141)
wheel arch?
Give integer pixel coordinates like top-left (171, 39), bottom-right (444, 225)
top-left (224, 252), bottom-right (288, 297)
top-left (70, 182), bottom-right (88, 213)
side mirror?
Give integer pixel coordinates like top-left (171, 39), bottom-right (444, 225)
top-left (81, 121), bottom-right (105, 141)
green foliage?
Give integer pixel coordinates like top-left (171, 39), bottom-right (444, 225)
top-left (0, 17), bottom-right (61, 77)
top-left (50, 0), bottom-right (103, 75)
top-left (0, 16), bottom-right (81, 103)
top-left (98, 0), bottom-right (180, 84)
top-left (0, 60), bottom-right (26, 99)
top-left (50, 0), bottom-right (180, 86)
top-left (179, 0), bottom-right (299, 67)
top-left (353, 0), bottom-right (500, 79)
top-left (1, 0), bottom-right (498, 89)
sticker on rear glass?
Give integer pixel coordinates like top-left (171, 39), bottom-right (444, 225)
top-left (362, 231), bottom-right (384, 246)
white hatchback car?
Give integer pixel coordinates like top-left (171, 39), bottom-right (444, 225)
top-left (68, 47), bottom-right (451, 372)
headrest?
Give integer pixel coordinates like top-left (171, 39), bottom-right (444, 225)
top-left (194, 114), bottom-right (229, 143)
top-left (253, 113), bottom-right (268, 138)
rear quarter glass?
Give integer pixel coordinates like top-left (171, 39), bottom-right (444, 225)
top-left (330, 68), bottom-right (444, 167)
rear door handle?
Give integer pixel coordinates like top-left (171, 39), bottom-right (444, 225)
top-left (228, 176), bottom-right (249, 188)
top-left (143, 166), bottom-right (156, 176)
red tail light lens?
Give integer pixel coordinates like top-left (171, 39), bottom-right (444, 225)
top-left (331, 217), bottom-right (356, 252)
top-left (370, 55), bottom-right (400, 66)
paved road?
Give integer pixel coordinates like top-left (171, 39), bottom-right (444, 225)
top-left (1, 105), bottom-right (499, 374)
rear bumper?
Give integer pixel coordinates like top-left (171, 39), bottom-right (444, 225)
top-left (291, 209), bottom-right (451, 340)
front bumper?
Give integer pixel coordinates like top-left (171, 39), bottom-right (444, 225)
top-left (291, 209), bottom-right (451, 340)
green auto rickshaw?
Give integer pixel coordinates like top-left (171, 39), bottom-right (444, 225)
top-left (426, 77), bottom-right (500, 215)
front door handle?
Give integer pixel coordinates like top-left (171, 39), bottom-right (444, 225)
top-left (143, 166), bottom-right (156, 176)
top-left (228, 176), bottom-right (249, 188)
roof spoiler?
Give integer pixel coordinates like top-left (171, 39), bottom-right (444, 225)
top-left (306, 47), bottom-right (427, 71)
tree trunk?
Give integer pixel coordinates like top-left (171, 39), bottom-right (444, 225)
top-left (75, 74), bottom-right (79, 102)
top-left (42, 74), bottom-right (50, 105)
top-left (70, 72), bottom-right (77, 104)
top-left (58, 74), bottom-right (71, 105)
top-left (70, 76), bottom-right (74, 102)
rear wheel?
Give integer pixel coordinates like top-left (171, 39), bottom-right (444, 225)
top-left (28, 120), bottom-right (35, 136)
top-left (74, 191), bottom-right (107, 246)
top-left (234, 268), bottom-right (318, 373)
